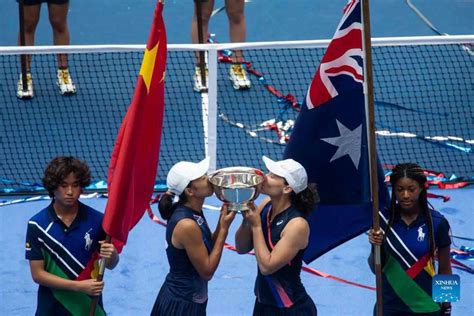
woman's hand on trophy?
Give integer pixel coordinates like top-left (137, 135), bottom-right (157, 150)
top-left (220, 203), bottom-right (236, 230)
top-left (242, 202), bottom-right (261, 228)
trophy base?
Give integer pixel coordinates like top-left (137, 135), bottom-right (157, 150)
top-left (227, 202), bottom-right (250, 213)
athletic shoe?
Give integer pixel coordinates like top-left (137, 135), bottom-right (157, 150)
top-left (228, 64), bottom-right (251, 90)
top-left (16, 73), bottom-right (34, 99)
top-left (193, 66), bottom-right (208, 92)
top-left (56, 69), bottom-right (77, 95)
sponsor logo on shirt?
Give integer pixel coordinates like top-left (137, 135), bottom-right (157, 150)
top-left (84, 228), bottom-right (93, 250)
top-left (417, 224), bottom-right (426, 242)
top-left (193, 215), bottom-right (205, 226)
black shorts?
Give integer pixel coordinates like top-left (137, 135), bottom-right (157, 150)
top-left (18, 0), bottom-right (69, 5)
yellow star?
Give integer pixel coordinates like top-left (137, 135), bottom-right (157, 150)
top-left (139, 42), bottom-right (159, 94)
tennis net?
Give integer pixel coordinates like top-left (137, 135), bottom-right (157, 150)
top-left (1, 35), bottom-right (473, 193)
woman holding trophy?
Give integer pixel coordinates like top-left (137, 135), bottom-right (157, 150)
top-left (151, 157), bottom-right (236, 316)
top-left (235, 156), bottom-right (318, 315)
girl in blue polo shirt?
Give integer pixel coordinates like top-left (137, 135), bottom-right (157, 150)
top-left (369, 163), bottom-right (452, 315)
top-left (150, 157), bottom-right (235, 316)
top-left (235, 156), bottom-right (318, 315)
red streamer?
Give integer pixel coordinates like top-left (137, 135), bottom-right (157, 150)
top-left (146, 203), bottom-right (376, 291)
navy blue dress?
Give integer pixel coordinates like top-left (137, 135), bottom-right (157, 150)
top-left (151, 206), bottom-right (213, 316)
top-left (253, 203), bottom-right (317, 316)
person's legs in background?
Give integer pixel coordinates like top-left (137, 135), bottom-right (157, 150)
top-left (16, 3), bottom-right (41, 99)
top-left (191, 0), bottom-right (214, 92)
top-left (226, 0), bottom-right (246, 62)
top-left (226, 0), bottom-right (250, 90)
top-left (48, 2), bottom-right (76, 95)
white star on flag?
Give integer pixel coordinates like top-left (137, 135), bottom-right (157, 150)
top-left (321, 120), bottom-right (362, 169)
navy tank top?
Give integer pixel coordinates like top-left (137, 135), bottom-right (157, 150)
top-left (254, 202), bottom-right (310, 308)
top-left (163, 205), bottom-right (213, 303)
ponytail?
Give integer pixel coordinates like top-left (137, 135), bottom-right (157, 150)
top-left (422, 190), bottom-right (436, 261)
top-left (158, 191), bottom-right (189, 220)
top-left (291, 183), bottom-right (319, 216)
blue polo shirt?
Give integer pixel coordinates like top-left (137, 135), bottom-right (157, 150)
top-left (379, 208), bottom-right (451, 314)
top-left (25, 201), bottom-right (106, 316)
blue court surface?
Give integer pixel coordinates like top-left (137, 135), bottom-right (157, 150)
top-left (1, 0), bottom-right (473, 46)
top-left (1, 188), bottom-right (473, 315)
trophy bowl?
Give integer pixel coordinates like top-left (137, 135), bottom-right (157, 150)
top-left (209, 167), bottom-right (265, 212)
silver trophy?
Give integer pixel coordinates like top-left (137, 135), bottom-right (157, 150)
top-left (209, 167), bottom-right (265, 212)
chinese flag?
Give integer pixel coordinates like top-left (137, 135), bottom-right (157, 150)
top-left (102, 1), bottom-right (167, 253)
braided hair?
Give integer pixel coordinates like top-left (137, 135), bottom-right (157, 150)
top-left (385, 163), bottom-right (436, 260)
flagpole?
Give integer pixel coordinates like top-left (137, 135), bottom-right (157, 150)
top-left (361, 0), bottom-right (383, 315)
top-left (90, 0), bottom-right (166, 313)
top-left (89, 235), bottom-right (111, 316)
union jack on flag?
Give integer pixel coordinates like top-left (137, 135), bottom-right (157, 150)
top-left (306, 0), bottom-right (363, 109)
top-left (284, 0), bottom-right (389, 263)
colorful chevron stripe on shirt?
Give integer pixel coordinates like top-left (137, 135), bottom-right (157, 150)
top-left (380, 211), bottom-right (440, 313)
top-left (383, 253), bottom-right (439, 313)
top-left (264, 275), bottom-right (294, 308)
top-left (43, 251), bottom-right (105, 316)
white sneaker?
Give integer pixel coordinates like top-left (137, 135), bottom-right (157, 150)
top-left (16, 73), bottom-right (34, 99)
top-left (229, 64), bottom-right (251, 90)
top-left (193, 66), bottom-right (208, 92)
top-left (56, 69), bottom-right (77, 95)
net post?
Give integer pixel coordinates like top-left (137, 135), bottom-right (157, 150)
top-left (207, 48), bottom-right (218, 173)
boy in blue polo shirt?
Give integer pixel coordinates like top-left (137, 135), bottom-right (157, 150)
top-left (25, 156), bottom-right (119, 315)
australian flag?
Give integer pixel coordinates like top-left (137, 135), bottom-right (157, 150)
top-left (284, 0), bottom-right (389, 263)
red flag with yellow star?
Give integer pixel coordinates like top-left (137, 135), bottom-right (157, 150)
top-left (102, 1), bottom-right (167, 252)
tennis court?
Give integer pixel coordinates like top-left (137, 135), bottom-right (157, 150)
top-left (1, 1), bottom-right (473, 45)
top-left (1, 188), bottom-right (473, 315)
